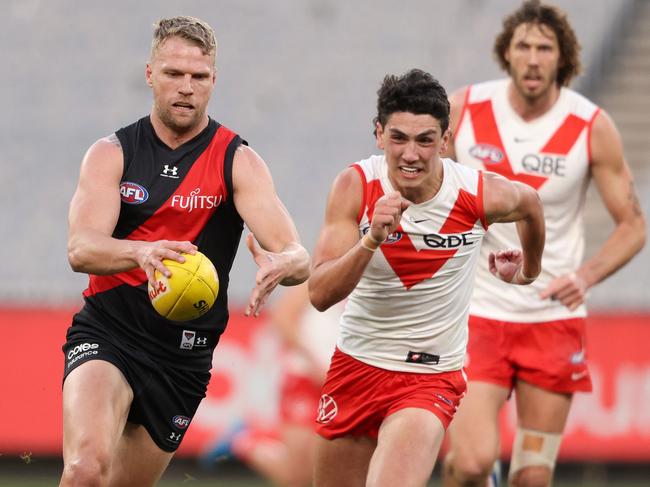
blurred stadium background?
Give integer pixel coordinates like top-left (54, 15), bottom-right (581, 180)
top-left (1, 0), bottom-right (648, 485)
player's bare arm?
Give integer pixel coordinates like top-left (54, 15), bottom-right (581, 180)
top-left (540, 110), bottom-right (646, 309)
top-left (483, 171), bottom-right (545, 284)
top-left (232, 145), bottom-right (310, 317)
top-left (67, 135), bottom-right (197, 286)
top-left (309, 168), bottom-right (409, 311)
top-left (443, 86), bottom-right (469, 160)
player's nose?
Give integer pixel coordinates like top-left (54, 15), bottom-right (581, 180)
top-left (402, 142), bottom-right (418, 162)
top-left (179, 74), bottom-right (194, 95)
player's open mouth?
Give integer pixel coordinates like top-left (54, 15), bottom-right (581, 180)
top-left (399, 166), bottom-right (421, 177)
top-left (173, 102), bottom-right (194, 111)
top-left (523, 74), bottom-right (542, 88)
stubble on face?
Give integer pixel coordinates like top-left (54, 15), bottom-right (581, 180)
top-left (155, 100), bottom-right (204, 135)
top-left (508, 23), bottom-right (560, 102)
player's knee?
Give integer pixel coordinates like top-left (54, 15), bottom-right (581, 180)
top-left (61, 452), bottom-right (112, 487)
top-left (508, 428), bottom-right (561, 487)
top-left (509, 465), bottom-right (551, 487)
top-left (446, 451), bottom-right (496, 486)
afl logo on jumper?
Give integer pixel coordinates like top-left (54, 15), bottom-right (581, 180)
top-left (469, 143), bottom-right (504, 165)
top-left (120, 182), bottom-right (149, 204)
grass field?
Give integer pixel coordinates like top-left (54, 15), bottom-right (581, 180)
top-left (1, 458), bottom-right (648, 486)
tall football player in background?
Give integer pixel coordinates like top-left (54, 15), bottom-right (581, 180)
top-left (443, 2), bottom-right (646, 487)
top-left (62, 16), bottom-right (308, 487)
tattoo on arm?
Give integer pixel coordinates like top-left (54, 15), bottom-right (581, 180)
top-left (628, 180), bottom-right (643, 217)
top-left (106, 133), bottom-right (122, 149)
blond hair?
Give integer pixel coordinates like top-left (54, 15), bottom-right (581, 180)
top-left (151, 16), bottom-right (217, 63)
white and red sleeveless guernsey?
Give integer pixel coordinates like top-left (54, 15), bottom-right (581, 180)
top-left (338, 155), bottom-right (488, 373)
top-left (454, 79), bottom-right (600, 322)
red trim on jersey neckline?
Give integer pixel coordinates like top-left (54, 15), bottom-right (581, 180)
top-left (84, 125), bottom-right (237, 298)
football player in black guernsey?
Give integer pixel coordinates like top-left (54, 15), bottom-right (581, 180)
top-left (61, 16), bottom-right (309, 487)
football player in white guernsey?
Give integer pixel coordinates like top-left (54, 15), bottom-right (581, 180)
top-left (443, 2), bottom-right (646, 487)
top-left (308, 69), bottom-right (545, 487)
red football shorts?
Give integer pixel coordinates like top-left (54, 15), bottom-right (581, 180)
top-left (279, 371), bottom-right (322, 427)
top-left (315, 348), bottom-right (466, 440)
top-left (465, 315), bottom-right (592, 393)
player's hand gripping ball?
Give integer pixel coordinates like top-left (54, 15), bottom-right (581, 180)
top-left (148, 251), bottom-right (219, 322)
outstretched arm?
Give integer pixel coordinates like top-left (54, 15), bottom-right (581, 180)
top-left (232, 145), bottom-right (310, 317)
top-left (308, 167), bottom-right (410, 311)
top-left (540, 110), bottom-right (646, 309)
top-left (67, 134), bottom-right (197, 287)
top-left (483, 172), bottom-right (545, 285)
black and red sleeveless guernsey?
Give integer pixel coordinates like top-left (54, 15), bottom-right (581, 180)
top-left (69, 116), bottom-right (245, 372)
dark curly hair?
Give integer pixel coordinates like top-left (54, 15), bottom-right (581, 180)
top-left (493, 0), bottom-right (581, 86)
top-left (374, 69), bottom-right (450, 134)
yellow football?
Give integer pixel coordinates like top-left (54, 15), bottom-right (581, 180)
top-left (147, 251), bottom-right (219, 322)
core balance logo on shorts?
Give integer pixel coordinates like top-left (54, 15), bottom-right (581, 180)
top-left (119, 182), bottom-right (149, 204)
top-left (316, 394), bottom-right (338, 424)
top-left (172, 415), bottom-right (191, 430)
top-left (66, 342), bottom-right (100, 368)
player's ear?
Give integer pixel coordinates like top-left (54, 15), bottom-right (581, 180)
top-left (145, 63), bottom-right (153, 87)
top-left (375, 121), bottom-right (385, 150)
top-left (440, 128), bottom-right (451, 155)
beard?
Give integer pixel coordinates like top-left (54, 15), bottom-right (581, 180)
top-left (513, 67), bottom-right (558, 102)
top-left (155, 103), bottom-right (205, 135)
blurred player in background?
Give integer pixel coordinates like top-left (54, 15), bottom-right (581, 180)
top-left (443, 2), bottom-right (646, 486)
top-left (61, 16), bottom-right (309, 487)
top-left (308, 68), bottom-right (545, 487)
top-left (202, 282), bottom-right (341, 487)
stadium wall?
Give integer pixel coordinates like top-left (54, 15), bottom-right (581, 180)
top-left (2, 307), bottom-right (649, 461)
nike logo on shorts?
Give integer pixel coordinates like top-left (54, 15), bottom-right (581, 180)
top-left (571, 370), bottom-right (588, 381)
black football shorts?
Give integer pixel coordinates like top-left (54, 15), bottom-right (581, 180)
top-left (62, 330), bottom-right (210, 452)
